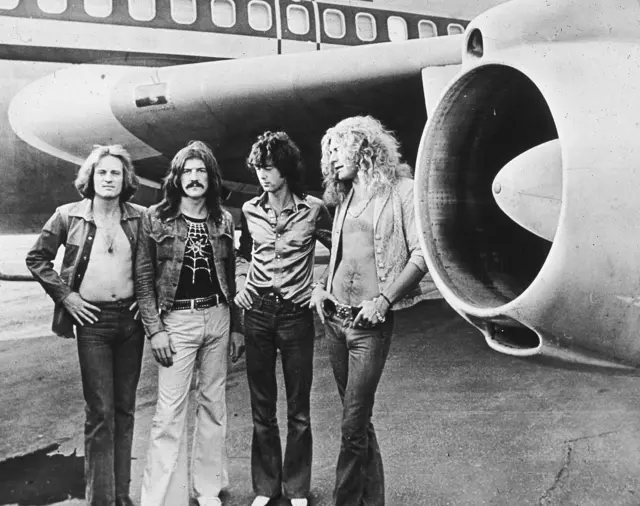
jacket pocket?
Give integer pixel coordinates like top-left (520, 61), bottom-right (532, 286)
top-left (150, 230), bottom-right (175, 261)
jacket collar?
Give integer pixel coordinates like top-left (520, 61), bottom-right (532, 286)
top-left (69, 198), bottom-right (143, 222)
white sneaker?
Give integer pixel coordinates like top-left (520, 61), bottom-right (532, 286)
top-left (250, 496), bottom-right (270, 506)
top-left (198, 497), bottom-right (222, 506)
top-left (290, 499), bottom-right (308, 506)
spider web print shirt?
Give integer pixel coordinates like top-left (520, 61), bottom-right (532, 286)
top-left (174, 215), bottom-right (223, 300)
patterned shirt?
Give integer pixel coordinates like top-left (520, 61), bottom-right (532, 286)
top-left (237, 193), bottom-right (332, 305)
top-left (175, 215), bottom-right (222, 299)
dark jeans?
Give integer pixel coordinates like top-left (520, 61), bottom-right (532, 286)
top-left (324, 312), bottom-right (395, 506)
top-left (244, 293), bottom-right (315, 499)
top-left (76, 298), bottom-right (144, 506)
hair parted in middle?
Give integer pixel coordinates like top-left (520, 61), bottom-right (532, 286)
top-left (74, 144), bottom-right (139, 202)
top-left (156, 140), bottom-right (225, 223)
top-left (320, 115), bottom-right (412, 206)
top-left (246, 131), bottom-right (306, 198)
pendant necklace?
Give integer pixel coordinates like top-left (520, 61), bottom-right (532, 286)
top-left (347, 193), bottom-right (374, 219)
top-left (95, 214), bottom-right (120, 254)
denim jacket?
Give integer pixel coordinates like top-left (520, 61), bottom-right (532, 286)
top-left (135, 203), bottom-right (239, 338)
top-left (325, 177), bottom-right (441, 311)
top-left (25, 199), bottom-right (145, 338)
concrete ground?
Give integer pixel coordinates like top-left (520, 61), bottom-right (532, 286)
top-left (3, 236), bottom-right (640, 506)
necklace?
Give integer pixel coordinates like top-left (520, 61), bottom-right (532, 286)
top-left (94, 213), bottom-right (121, 254)
top-left (347, 193), bottom-right (375, 219)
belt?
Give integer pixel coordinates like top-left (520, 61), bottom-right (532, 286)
top-left (172, 293), bottom-right (225, 311)
top-left (323, 299), bottom-right (361, 319)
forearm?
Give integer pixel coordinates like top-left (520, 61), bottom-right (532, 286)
top-left (380, 262), bottom-right (426, 306)
top-left (25, 231), bottom-right (71, 304)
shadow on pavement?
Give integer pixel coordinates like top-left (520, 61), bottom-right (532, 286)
top-left (0, 444), bottom-right (84, 505)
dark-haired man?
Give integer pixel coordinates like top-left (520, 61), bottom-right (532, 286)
top-left (26, 145), bottom-right (144, 506)
top-left (235, 131), bottom-right (332, 506)
top-left (136, 140), bottom-right (244, 506)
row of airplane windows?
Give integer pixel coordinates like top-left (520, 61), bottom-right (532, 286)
top-left (0, 0), bottom-right (465, 41)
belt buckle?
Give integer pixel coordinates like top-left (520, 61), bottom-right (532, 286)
top-left (190, 299), bottom-right (196, 311)
top-left (336, 303), bottom-right (351, 319)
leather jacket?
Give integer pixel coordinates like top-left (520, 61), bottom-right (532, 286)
top-left (25, 199), bottom-right (145, 338)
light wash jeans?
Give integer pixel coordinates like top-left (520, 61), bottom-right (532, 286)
top-left (141, 303), bottom-right (230, 506)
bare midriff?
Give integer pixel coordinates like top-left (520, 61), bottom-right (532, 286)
top-left (80, 225), bottom-right (134, 302)
top-left (331, 204), bottom-right (379, 306)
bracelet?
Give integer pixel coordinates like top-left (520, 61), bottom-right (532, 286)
top-left (311, 281), bottom-right (324, 291)
top-left (380, 293), bottom-right (392, 306)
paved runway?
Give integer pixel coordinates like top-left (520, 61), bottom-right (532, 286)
top-left (3, 236), bottom-right (640, 506)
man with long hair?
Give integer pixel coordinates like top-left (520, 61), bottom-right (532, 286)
top-left (235, 131), bottom-right (332, 506)
top-left (310, 116), bottom-right (431, 506)
top-left (136, 140), bottom-right (244, 506)
top-left (26, 144), bottom-right (145, 506)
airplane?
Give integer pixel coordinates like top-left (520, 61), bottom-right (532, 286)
top-left (0, 0), bottom-right (505, 239)
top-left (413, 0), bottom-right (640, 369)
top-left (16, 0), bottom-right (640, 372)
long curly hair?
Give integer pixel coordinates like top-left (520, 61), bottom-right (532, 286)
top-left (246, 131), bottom-right (306, 198)
top-left (75, 144), bottom-right (139, 202)
top-left (320, 116), bottom-right (411, 206)
top-left (157, 140), bottom-right (224, 223)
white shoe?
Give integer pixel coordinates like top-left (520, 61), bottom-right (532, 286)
top-left (198, 497), bottom-right (222, 506)
top-left (290, 499), bottom-right (308, 506)
top-left (250, 496), bottom-right (270, 506)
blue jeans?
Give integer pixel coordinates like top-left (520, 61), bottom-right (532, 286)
top-left (244, 293), bottom-right (315, 499)
top-left (76, 298), bottom-right (144, 506)
top-left (324, 312), bottom-right (395, 506)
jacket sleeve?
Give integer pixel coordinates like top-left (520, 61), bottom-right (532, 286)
top-left (225, 215), bottom-right (241, 334)
top-left (25, 208), bottom-right (73, 304)
top-left (401, 182), bottom-right (428, 273)
top-left (135, 209), bottom-right (164, 338)
top-left (235, 208), bottom-right (252, 292)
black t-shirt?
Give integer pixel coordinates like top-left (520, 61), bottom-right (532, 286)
top-left (174, 215), bottom-right (223, 300)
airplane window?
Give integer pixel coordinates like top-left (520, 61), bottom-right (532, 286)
top-left (171, 0), bottom-right (196, 24)
top-left (448, 23), bottom-right (465, 35)
top-left (418, 20), bottom-right (437, 38)
top-left (84, 0), bottom-right (112, 18)
top-left (248, 0), bottom-right (272, 31)
top-left (323, 9), bottom-right (345, 39)
top-left (212, 0), bottom-right (235, 27)
top-left (387, 16), bottom-right (407, 41)
top-left (287, 5), bottom-right (309, 35)
top-left (129, 0), bottom-right (155, 21)
top-left (0, 0), bottom-right (19, 9)
top-left (38, 0), bottom-right (66, 14)
top-left (355, 13), bottom-right (376, 42)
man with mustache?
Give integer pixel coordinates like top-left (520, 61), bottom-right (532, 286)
top-left (235, 131), bottom-right (332, 506)
top-left (26, 145), bottom-right (144, 506)
top-left (136, 140), bottom-right (244, 506)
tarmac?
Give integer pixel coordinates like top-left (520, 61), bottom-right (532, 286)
top-left (3, 235), bottom-right (640, 506)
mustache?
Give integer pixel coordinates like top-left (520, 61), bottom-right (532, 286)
top-left (186, 181), bottom-right (204, 189)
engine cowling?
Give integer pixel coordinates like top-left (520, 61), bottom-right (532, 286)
top-left (415, 0), bottom-right (640, 368)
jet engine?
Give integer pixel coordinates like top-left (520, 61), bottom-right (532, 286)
top-left (415, 0), bottom-right (640, 368)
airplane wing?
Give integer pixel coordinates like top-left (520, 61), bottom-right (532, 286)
top-left (9, 35), bottom-right (462, 200)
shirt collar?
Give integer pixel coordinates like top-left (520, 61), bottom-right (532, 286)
top-left (257, 192), bottom-right (310, 211)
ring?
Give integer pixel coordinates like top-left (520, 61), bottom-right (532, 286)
top-left (375, 310), bottom-right (386, 323)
